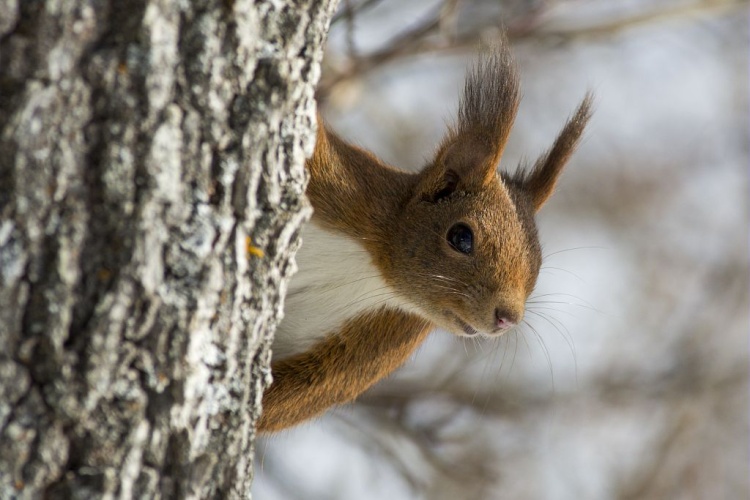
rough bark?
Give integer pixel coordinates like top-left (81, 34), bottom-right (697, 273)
top-left (0, 0), bottom-right (337, 497)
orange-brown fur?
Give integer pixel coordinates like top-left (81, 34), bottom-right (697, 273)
top-left (259, 39), bottom-right (592, 433)
top-left (259, 309), bottom-right (430, 432)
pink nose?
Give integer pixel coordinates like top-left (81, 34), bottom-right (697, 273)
top-left (495, 308), bottom-right (519, 330)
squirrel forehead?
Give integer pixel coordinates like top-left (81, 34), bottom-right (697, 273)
top-left (467, 180), bottom-right (537, 256)
top-left (455, 176), bottom-right (520, 226)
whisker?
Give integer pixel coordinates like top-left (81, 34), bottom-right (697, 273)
top-left (318, 273), bottom-right (388, 291)
top-left (542, 246), bottom-right (608, 260)
top-left (526, 299), bottom-right (604, 315)
top-left (527, 305), bottom-right (579, 318)
top-left (510, 330), bottom-right (520, 373)
top-left (479, 337), bottom-right (502, 417)
top-left (518, 323), bottom-right (532, 356)
top-left (523, 320), bottom-right (555, 392)
top-left (461, 336), bottom-right (469, 358)
top-left (427, 283), bottom-right (473, 299)
top-left (341, 287), bottom-right (397, 309)
top-left (525, 309), bottom-right (577, 370)
top-left (528, 291), bottom-right (595, 304)
top-left (539, 266), bottom-right (586, 282)
top-left (412, 271), bottom-right (472, 291)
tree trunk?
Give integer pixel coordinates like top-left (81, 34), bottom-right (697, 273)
top-left (0, 0), bottom-right (337, 497)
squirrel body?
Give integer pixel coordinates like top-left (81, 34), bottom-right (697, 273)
top-left (259, 40), bottom-right (592, 433)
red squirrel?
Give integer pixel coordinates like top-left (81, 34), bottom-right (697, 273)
top-left (259, 40), bottom-right (592, 432)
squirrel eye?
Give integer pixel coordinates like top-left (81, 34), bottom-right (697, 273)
top-left (447, 223), bottom-right (473, 254)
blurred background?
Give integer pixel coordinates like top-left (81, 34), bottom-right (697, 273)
top-left (254, 1), bottom-right (748, 498)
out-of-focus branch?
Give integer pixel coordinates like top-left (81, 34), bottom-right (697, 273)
top-left (319, 0), bottom-right (747, 100)
top-left (331, 0), bottom-right (387, 25)
top-left (334, 406), bottom-right (497, 496)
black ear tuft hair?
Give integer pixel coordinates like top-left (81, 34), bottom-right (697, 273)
top-left (457, 36), bottom-right (521, 159)
top-left (431, 34), bottom-right (522, 188)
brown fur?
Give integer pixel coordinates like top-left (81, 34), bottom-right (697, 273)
top-left (259, 309), bottom-right (430, 432)
top-left (260, 38), bottom-right (592, 432)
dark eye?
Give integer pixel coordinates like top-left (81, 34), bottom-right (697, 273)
top-left (447, 223), bottom-right (473, 254)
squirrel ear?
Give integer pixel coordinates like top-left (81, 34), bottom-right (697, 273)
top-left (521, 94), bottom-right (593, 211)
top-left (417, 138), bottom-right (497, 203)
top-left (435, 136), bottom-right (502, 188)
top-left (417, 165), bottom-right (460, 203)
top-left (432, 40), bottom-right (522, 191)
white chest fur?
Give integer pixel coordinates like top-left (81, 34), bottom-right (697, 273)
top-left (272, 221), bottom-right (412, 361)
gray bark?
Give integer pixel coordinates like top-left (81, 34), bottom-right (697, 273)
top-left (0, 0), bottom-right (337, 497)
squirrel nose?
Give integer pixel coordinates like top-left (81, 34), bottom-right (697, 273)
top-left (495, 308), bottom-right (520, 330)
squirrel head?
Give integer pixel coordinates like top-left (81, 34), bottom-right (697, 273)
top-left (382, 46), bottom-right (592, 338)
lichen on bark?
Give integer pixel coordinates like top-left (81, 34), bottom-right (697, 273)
top-left (0, 0), bottom-right (338, 497)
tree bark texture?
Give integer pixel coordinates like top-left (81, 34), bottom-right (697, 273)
top-left (0, 0), bottom-right (337, 497)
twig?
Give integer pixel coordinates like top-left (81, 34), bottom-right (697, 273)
top-left (331, 0), bottom-right (386, 25)
top-left (319, 0), bottom-right (748, 100)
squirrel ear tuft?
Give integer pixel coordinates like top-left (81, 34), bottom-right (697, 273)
top-left (430, 39), bottom-right (522, 191)
top-left (521, 93), bottom-right (593, 211)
